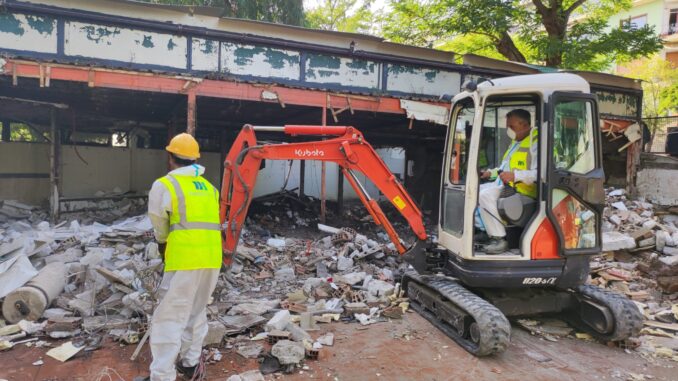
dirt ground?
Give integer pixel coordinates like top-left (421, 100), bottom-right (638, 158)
top-left (0, 312), bottom-right (675, 381)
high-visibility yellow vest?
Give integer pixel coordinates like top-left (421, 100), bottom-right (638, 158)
top-left (502, 129), bottom-right (538, 199)
top-left (157, 174), bottom-right (222, 271)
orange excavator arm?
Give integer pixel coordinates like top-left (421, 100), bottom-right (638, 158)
top-left (219, 124), bottom-right (428, 267)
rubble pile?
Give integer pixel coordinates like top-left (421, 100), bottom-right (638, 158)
top-left (0, 196), bottom-right (412, 375)
top-left (591, 188), bottom-right (678, 361)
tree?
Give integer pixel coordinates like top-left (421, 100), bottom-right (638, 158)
top-left (138, 0), bottom-right (305, 26)
top-left (625, 56), bottom-right (678, 147)
top-left (305, 0), bottom-right (375, 34)
top-left (381, 0), bottom-right (663, 70)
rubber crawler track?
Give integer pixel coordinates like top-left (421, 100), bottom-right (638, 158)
top-left (403, 272), bottom-right (510, 356)
top-left (569, 284), bottom-right (643, 342)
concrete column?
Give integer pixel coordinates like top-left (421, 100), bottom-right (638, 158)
top-left (49, 109), bottom-right (60, 223)
top-left (1, 120), bottom-right (10, 141)
top-left (299, 160), bottom-right (305, 198)
top-left (187, 90), bottom-right (197, 136)
top-left (336, 168), bottom-right (344, 215)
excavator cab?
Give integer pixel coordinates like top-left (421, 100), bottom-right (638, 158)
top-left (437, 74), bottom-right (605, 285)
top-left (403, 73), bottom-right (641, 356)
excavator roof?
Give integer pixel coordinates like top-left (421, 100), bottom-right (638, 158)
top-left (476, 73), bottom-right (590, 99)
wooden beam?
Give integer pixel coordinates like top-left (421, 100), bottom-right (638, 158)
top-left (2, 59), bottom-right (451, 116)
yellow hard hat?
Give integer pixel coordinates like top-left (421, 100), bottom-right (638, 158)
top-left (166, 133), bottom-right (200, 159)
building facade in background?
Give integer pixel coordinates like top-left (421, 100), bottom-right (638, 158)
top-left (608, 0), bottom-right (678, 69)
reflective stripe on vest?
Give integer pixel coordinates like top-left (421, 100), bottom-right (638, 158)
top-left (502, 129), bottom-right (538, 199)
top-left (157, 174), bottom-right (222, 271)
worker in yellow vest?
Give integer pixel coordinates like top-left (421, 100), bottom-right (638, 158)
top-left (142, 133), bottom-right (222, 381)
top-left (477, 109), bottom-right (538, 254)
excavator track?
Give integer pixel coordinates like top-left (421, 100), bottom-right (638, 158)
top-left (403, 272), bottom-right (510, 356)
top-left (567, 284), bottom-right (643, 342)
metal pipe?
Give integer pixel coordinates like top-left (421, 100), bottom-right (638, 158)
top-left (320, 101), bottom-right (327, 223)
top-left (252, 126), bottom-right (285, 131)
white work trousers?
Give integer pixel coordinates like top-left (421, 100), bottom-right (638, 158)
top-left (149, 268), bottom-right (220, 381)
top-left (478, 182), bottom-right (506, 238)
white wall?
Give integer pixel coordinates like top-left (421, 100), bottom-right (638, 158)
top-left (0, 142), bottom-right (50, 205)
top-left (637, 167), bottom-right (678, 206)
top-left (0, 141), bottom-right (406, 206)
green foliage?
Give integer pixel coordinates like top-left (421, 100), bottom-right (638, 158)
top-left (305, 0), bottom-right (375, 33)
top-left (7, 123), bottom-right (43, 142)
top-left (137, 0), bottom-right (305, 26)
top-left (381, 0), bottom-right (663, 70)
top-left (625, 56), bottom-right (678, 118)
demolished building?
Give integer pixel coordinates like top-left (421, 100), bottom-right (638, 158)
top-left (1, 1), bottom-right (678, 378)
top-left (0, 0), bottom-right (647, 221)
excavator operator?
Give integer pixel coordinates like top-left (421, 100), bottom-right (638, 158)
top-left (477, 109), bottom-right (538, 254)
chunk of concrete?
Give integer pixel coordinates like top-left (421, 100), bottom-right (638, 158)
top-left (284, 322), bottom-right (311, 342)
top-left (602, 232), bottom-right (636, 252)
top-left (316, 332), bottom-right (334, 346)
top-left (659, 255), bottom-right (678, 267)
top-left (236, 342), bottom-right (263, 359)
top-left (204, 321), bottom-right (227, 346)
top-left (44, 248), bottom-right (83, 264)
top-left (275, 267), bottom-right (296, 282)
top-left (365, 279), bottom-right (395, 303)
top-left (265, 310), bottom-right (290, 332)
top-left (664, 247), bottom-right (678, 256)
top-left (336, 256), bottom-right (354, 271)
top-left (271, 340), bottom-right (305, 365)
top-left (227, 370), bottom-right (266, 381)
top-left (657, 231), bottom-right (670, 251)
top-left (267, 238), bottom-right (286, 250)
top-left (338, 272), bottom-right (366, 285)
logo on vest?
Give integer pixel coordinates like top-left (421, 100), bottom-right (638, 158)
top-left (294, 148), bottom-right (325, 157)
top-left (192, 181), bottom-right (208, 191)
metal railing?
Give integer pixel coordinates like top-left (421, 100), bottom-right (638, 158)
top-left (643, 116), bottom-right (678, 153)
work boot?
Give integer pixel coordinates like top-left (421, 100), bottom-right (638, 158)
top-left (474, 231), bottom-right (490, 243)
top-left (176, 363), bottom-right (197, 378)
top-left (484, 237), bottom-right (508, 254)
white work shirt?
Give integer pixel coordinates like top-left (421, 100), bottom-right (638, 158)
top-left (148, 164), bottom-right (206, 243)
top-left (495, 128), bottom-right (538, 185)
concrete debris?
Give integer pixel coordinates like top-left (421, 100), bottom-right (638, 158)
top-left (271, 339), bottom-right (305, 365)
top-left (602, 232), bottom-right (637, 252)
top-left (236, 342), bottom-right (263, 359)
top-left (0, 255), bottom-right (38, 299)
top-left (0, 196), bottom-right (414, 371)
top-left (580, 187), bottom-right (678, 362)
top-left (204, 321), bottom-right (227, 346)
top-left (227, 370), bottom-right (266, 381)
top-left (316, 332), bottom-right (334, 346)
top-left (265, 310), bottom-right (290, 332)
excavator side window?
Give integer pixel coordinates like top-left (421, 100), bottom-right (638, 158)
top-left (447, 104), bottom-right (475, 185)
top-left (441, 99), bottom-right (475, 236)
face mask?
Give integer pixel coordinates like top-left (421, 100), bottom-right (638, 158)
top-left (506, 128), bottom-right (517, 140)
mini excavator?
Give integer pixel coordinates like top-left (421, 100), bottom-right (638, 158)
top-left (219, 73), bottom-right (642, 356)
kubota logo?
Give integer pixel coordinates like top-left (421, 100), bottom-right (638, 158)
top-left (294, 149), bottom-right (325, 157)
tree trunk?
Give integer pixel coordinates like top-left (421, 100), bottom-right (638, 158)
top-left (532, 0), bottom-right (571, 68)
top-left (495, 32), bottom-right (527, 63)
